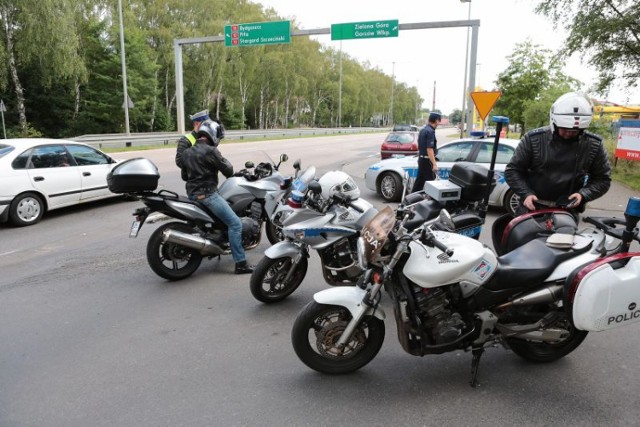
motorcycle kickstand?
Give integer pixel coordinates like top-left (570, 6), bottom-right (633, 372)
top-left (469, 347), bottom-right (484, 388)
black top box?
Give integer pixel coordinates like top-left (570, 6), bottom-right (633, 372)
top-left (448, 162), bottom-right (494, 202)
top-left (107, 158), bottom-right (160, 194)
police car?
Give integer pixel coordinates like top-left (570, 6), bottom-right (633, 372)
top-left (364, 134), bottom-right (522, 215)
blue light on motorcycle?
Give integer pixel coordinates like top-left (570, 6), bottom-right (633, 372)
top-left (625, 197), bottom-right (640, 218)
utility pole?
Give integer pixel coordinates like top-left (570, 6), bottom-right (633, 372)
top-left (432, 80), bottom-right (436, 112)
top-left (390, 61), bottom-right (395, 125)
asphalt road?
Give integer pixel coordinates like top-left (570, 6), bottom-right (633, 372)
top-left (1, 130), bottom-right (639, 426)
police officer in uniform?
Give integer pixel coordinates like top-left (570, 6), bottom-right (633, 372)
top-left (411, 112), bottom-right (442, 193)
top-left (505, 92), bottom-right (611, 217)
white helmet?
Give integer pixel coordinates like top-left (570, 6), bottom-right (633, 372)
top-left (550, 92), bottom-right (593, 130)
top-left (317, 170), bottom-right (360, 201)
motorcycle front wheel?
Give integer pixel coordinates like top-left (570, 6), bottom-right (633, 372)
top-left (250, 256), bottom-right (308, 303)
top-left (506, 314), bottom-right (588, 363)
top-left (291, 302), bottom-right (385, 374)
top-left (146, 222), bottom-right (203, 281)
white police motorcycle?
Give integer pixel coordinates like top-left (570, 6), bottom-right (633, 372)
top-left (291, 197), bottom-right (640, 387)
top-left (249, 171), bottom-right (378, 303)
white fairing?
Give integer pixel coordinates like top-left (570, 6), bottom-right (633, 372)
top-left (572, 257), bottom-right (640, 332)
top-left (313, 286), bottom-right (386, 320)
top-left (404, 231), bottom-right (497, 288)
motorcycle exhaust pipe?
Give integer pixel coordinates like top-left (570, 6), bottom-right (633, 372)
top-left (495, 284), bottom-right (564, 310)
top-left (162, 229), bottom-right (223, 256)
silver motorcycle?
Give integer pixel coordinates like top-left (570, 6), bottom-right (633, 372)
top-left (249, 180), bottom-right (378, 303)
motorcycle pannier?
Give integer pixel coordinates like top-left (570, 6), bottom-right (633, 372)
top-left (107, 157), bottom-right (160, 193)
top-left (565, 254), bottom-right (640, 332)
top-left (447, 162), bottom-right (494, 202)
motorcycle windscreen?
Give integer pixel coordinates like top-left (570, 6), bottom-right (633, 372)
top-left (360, 206), bottom-right (396, 263)
top-left (566, 254), bottom-right (640, 331)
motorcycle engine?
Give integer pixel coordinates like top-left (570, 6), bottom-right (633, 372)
top-left (325, 238), bottom-right (356, 269)
top-left (414, 286), bottom-right (467, 344)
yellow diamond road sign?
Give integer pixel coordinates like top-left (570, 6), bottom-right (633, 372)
top-left (470, 91), bottom-right (501, 121)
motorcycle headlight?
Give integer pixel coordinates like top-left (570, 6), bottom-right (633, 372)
top-left (356, 237), bottom-right (367, 269)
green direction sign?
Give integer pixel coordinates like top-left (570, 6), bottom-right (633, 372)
top-left (331, 20), bottom-right (399, 41)
top-left (224, 21), bottom-right (291, 47)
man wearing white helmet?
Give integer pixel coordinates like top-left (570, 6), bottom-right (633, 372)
top-left (505, 91), bottom-right (611, 217)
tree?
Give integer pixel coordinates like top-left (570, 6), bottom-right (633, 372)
top-left (0, 0), bottom-right (85, 134)
top-left (535, 0), bottom-right (640, 94)
top-left (449, 109), bottom-right (463, 124)
top-left (494, 40), bottom-right (577, 134)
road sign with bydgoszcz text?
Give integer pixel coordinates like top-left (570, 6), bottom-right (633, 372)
top-left (224, 21), bottom-right (291, 47)
top-left (470, 91), bottom-right (501, 121)
top-left (331, 20), bottom-right (399, 41)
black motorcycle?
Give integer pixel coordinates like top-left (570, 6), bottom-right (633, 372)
top-left (107, 156), bottom-right (294, 280)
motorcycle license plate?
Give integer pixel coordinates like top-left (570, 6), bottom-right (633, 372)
top-left (129, 219), bottom-right (141, 238)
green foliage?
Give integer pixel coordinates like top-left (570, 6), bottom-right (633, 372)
top-left (535, 0), bottom-right (639, 94)
top-left (449, 109), bottom-right (463, 124)
top-left (494, 40), bottom-right (580, 134)
top-left (0, 0), bottom-right (423, 137)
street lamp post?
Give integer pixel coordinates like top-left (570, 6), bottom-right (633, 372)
top-left (118, 0), bottom-right (131, 135)
top-left (460, 0), bottom-right (471, 138)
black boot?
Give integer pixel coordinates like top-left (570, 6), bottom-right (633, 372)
top-left (234, 260), bottom-right (254, 275)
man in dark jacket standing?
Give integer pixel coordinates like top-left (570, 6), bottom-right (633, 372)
top-left (411, 112), bottom-right (441, 193)
top-left (505, 92), bottom-right (611, 217)
top-left (176, 119), bottom-right (253, 274)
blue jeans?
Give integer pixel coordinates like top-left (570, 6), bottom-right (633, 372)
top-left (192, 192), bottom-right (246, 263)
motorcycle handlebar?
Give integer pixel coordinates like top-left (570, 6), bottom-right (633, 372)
top-left (420, 228), bottom-right (454, 257)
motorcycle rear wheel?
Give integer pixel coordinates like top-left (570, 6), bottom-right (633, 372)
top-left (146, 222), bottom-right (203, 281)
top-left (506, 316), bottom-right (588, 363)
top-left (291, 302), bottom-right (385, 374)
top-left (250, 256), bottom-right (308, 303)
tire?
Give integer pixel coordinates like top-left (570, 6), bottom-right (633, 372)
top-left (250, 256), bottom-right (308, 303)
top-left (146, 222), bottom-right (203, 281)
top-left (291, 301), bottom-right (385, 374)
top-left (504, 189), bottom-right (520, 217)
top-left (265, 219), bottom-right (284, 245)
top-left (506, 315), bottom-right (588, 363)
top-left (378, 172), bottom-right (402, 202)
top-left (9, 192), bottom-right (45, 226)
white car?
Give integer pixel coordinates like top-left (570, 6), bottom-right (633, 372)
top-left (0, 138), bottom-right (120, 226)
top-left (364, 136), bottom-right (522, 215)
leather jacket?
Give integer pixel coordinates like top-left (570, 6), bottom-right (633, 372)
top-left (504, 126), bottom-right (611, 208)
top-left (175, 138), bottom-right (234, 197)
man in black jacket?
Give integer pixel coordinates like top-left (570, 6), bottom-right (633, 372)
top-left (505, 92), bottom-right (611, 217)
top-left (176, 119), bottom-right (253, 274)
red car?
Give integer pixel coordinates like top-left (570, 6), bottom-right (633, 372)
top-left (380, 131), bottom-right (418, 159)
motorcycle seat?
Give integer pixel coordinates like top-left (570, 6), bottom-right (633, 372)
top-left (485, 237), bottom-right (593, 291)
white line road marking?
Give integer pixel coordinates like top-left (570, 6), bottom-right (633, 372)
top-left (0, 250), bottom-right (19, 257)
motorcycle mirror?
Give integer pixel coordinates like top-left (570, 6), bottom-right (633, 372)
top-left (293, 159), bottom-right (301, 170)
top-left (438, 209), bottom-right (455, 231)
top-left (280, 154), bottom-right (288, 163)
top-left (245, 161), bottom-right (254, 169)
top-left (308, 180), bottom-right (322, 195)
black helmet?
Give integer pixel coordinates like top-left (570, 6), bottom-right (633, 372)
top-left (197, 119), bottom-right (222, 147)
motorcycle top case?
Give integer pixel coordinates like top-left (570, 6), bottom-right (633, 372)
top-left (107, 157), bottom-right (160, 193)
top-left (565, 254), bottom-right (640, 332)
top-left (447, 162), bottom-right (494, 202)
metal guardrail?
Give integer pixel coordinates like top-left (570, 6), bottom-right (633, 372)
top-left (71, 127), bottom-right (387, 149)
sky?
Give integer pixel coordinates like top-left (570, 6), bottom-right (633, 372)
top-left (255, 0), bottom-right (639, 116)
